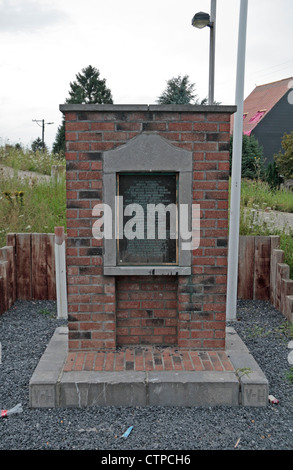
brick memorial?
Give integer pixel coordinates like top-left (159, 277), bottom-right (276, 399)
top-left (60, 104), bottom-right (236, 352)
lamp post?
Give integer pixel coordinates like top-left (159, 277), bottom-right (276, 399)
top-left (192, 0), bottom-right (217, 105)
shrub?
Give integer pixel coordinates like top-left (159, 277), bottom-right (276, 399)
top-left (274, 131), bottom-right (293, 179)
top-left (230, 134), bottom-right (265, 179)
top-left (266, 161), bottom-right (282, 190)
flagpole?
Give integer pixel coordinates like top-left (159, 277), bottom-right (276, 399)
top-left (226, 0), bottom-right (249, 321)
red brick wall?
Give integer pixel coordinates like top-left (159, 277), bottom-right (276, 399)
top-left (116, 276), bottom-right (178, 346)
top-left (62, 105), bottom-right (234, 351)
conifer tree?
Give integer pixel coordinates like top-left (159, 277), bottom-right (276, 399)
top-left (229, 134), bottom-right (265, 180)
top-left (66, 65), bottom-right (113, 104)
top-left (53, 66), bottom-right (113, 154)
top-left (31, 137), bottom-right (47, 152)
top-left (52, 119), bottom-right (66, 155)
top-left (157, 75), bottom-right (206, 105)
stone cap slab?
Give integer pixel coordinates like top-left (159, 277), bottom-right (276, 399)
top-left (60, 104), bottom-right (237, 114)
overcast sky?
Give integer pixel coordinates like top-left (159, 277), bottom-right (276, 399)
top-left (1, 0), bottom-right (293, 150)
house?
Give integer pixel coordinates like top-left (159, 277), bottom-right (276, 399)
top-left (231, 77), bottom-right (293, 165)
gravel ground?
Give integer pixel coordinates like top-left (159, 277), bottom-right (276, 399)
top-left (0, 298), bottom-right (293, 453)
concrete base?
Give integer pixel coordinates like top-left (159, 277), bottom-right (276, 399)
top-left (29, 327), bottom-right (269, 408)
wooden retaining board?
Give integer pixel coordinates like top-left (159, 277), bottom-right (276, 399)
top-left (5, 233), bottom-right (56, 301)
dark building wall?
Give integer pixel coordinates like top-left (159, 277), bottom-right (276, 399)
top-left (252, 90), bottom-right (293, 165)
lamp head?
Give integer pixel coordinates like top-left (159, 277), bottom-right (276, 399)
top-left (192, 11), bottom-right (211, 29)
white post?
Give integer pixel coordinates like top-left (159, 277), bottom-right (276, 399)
top-left (55, 227), bottom-right (68, 319)
top-left (208, 0), bottom-right (217, 105)
top-left (226, 0), bottom-right (249, 321)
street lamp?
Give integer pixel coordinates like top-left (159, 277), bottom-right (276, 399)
top-left (192, 12), bottom-right (211, 29)
top-left (192, 0), bottom-right (217, 105)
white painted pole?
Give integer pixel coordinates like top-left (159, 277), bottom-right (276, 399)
top-left (55, 227), bottom-right (68, 319)
top-left (208, 0), bottom-right (217, 105)
top-left (226, 0), bottom-right (249, 321)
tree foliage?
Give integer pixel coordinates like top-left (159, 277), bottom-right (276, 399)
top-left (31, 137), bottom-right (47, 153)
top-left (53, 65), bottom-right (113, 154)
top-left (274, 131), bottom-right (293, 179)
top-left (266, 161), bottom-right (282, 190)
top-left (52, 119), bottom-right (66, 155)
top-left (66, 65), bottom-right (113, 105)
top-left (229, 134), bottom-right (265, 180)
top-left (156, 75), bottom-right (207, 105)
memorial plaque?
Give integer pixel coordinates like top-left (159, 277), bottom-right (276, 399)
top-left (117, 173), bottom-right (178, 265)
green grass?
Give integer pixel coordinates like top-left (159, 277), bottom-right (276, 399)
top-left (241, 179), bottom-right (293, 213)
top-left (0, 175), bottom-right (66, 247)
top-left (0, 145), bottom-right (66, 247)
top-left (239, 179), bottom-right (293, 278)
top-left (276, 320), bottom-right (293, 340)
top-left (285, 367), bottom-right (293, 384)
top-left (0, 145), bottom-right (65, 176)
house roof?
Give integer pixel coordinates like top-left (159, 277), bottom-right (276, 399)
top-left (230, 77), bottom-right (293, 135)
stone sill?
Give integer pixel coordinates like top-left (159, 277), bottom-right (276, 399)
top-left (104, 266), bottom-right (191, 276)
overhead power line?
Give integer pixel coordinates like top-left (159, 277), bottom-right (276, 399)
top-left (32, 119), bottom-right (54, 149)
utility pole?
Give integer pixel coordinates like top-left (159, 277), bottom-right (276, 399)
top-left (32, 119), bottom-right (54, 150)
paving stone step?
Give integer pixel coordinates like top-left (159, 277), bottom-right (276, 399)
top-left (64, 348), bottom-right (235, 373)
top-left (29, 326), bottom-right (269, 408)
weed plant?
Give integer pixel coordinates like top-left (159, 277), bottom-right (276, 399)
top-left (241, 179), bottom-right (293, 213)
top-left (0, 145), bottom-right (64, 176)
top-left (0, 145), bottom-right (66, 246)
top-left (0, 174), bottom-right (66, 247)
top-left (285, 367), bottom-right (293, 384)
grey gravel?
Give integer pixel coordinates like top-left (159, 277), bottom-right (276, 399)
top-left (0, 299), bottom-right (293, 451)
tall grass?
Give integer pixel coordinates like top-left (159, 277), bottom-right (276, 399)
top-left (239, 179), bottom-right (293, 277)
top-left (0, 175), bottom-right (66, 247)
top-left (0, 145), bottom-right (65, 176)
top-left (0, 146), bottom-right (66, 247)
top-left (241, 179), bottom-right (293, 213)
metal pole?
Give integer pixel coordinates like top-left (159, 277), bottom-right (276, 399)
top-left (208, 0), bottom-right (217, 105)
top-left (226, 0), bottom-right (249, 321)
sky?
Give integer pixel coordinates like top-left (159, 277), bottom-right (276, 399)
top-left (0, 0), bottom-right (293, 150)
